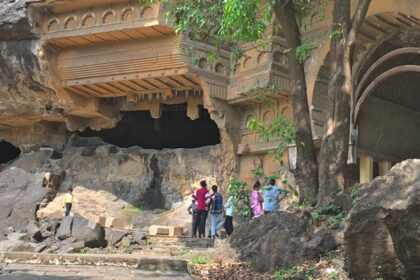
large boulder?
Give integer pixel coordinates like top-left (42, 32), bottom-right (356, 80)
top-left (56, 216), bottom-right (72, 240)
top-left (26, 220), bottom-right (42, 242)
top-left (0, 240), bottom-right (45, 253)
top-left (0, 167), bottom-right (49, 229)
top-left (71, 214), bottom-right (105, 247)
top-left (345, 159), bottom-right (420, 280)
top-left (229, 211), bottom-right (342, 273)
top-left (104, 229), bottom-right (125, 246)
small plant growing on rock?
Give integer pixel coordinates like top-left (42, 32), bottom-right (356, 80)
top-left (177, 249), bottom-right (190, 260)
top-left (310, 204), bottom-right (346, 226)
top-left (79, 248), bottom-right (87, 254)
top-left (350, 184), bottom-right (358, 205)
top-left (124, 244), bottom-right (132, 253)
top-left (188, 255), bottom-right (214, 265)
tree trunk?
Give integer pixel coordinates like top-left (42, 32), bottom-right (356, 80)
top-left (317, 0), bottom-right (370, 206)
top-left (273, 1), bottom-right (318, 204)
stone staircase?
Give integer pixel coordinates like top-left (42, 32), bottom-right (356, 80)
top-left (0, 235), bottom-right (216, 274)
top-left (131, 236), bottom-right (215, 257)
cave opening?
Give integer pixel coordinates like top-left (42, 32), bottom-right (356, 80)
top-left (79, 104), bottom-right (221, 149)
top-left (0, 141), bottom-right (21, 164)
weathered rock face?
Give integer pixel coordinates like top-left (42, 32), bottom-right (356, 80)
top-left (0, 167), bottom-right (50, 229)
top-left (0, 1), bottom-right (58, 120)
top-left (8, 135), bottom-right (227, 224)
top-left (229, 211), bottom-right (343, 273)
top-left (345, 159), bottom-right (420, 280)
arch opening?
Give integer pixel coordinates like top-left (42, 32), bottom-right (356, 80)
top-left (0, 141), bottom-right (21, 164)
top-left (79, 103), bottom-right (221, 149)
top-left (355, 29), bottom-right (420, 173)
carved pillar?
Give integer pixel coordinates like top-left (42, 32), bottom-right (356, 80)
top-left (359, 154), bottom-right (373, 183)
top-left (378, 161), bottom-right (392, 176)
top-left (149, 100), bottom-right (162, 119)
top-left (186, 95), bottom-right (201, 120)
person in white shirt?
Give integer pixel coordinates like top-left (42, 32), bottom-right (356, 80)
top-left (223, 194), bottom-right (234, 236)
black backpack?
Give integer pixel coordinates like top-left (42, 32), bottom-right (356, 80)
top-left (212, 193), bottom-right (221, 211)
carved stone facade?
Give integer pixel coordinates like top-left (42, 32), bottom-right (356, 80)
top-left (1, 0), bottom-right (419, 188)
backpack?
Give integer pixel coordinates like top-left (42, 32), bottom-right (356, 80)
top-left (211, 193), bottom-right (222, 214)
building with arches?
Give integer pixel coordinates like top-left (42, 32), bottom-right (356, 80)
top-left (0, 0), bottom-right (419, 190)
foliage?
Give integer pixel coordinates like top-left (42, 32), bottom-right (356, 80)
top-left (296, 41), bottom-right (315, 63)
top-left (106, 245), bottom-right (118, 254)
top-left (274, 265), bottom-right (316, 280)
top-left (227, 177), bottom-right (253, 221)
top-left (288, 196), bottom-right (312, 210)
top-left (329, 29), bottom-right (343, 39)
top-left (247, 115), bottom-right (299, 198)
top-left (248, 116), bottom-right (297, 165)
top-left (144, 0), bottom-right (328, 65)
top-left (177, 249), bottom-right (191, 260)
top-left (79, 248), bottom-right (87, 254)
top-left (188, 255), bottom-right (214, 265)
top-left (350, 184), bottom-right (358, 205)
top-left (311, 204), bottom-right (346, 226)
top-left (124, 244), bottom-right (132, 253)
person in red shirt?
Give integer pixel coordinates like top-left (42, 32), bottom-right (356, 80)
top-left (195, 180), bottom-right (212, 238)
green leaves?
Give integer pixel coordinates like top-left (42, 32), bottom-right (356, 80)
top-left (329, 29), bottom-right (342, 39)
top-left (350, 184), bottom-right (358, 205)
top-left (296, 41), bottom-right (315, 63)
top-left (311, 204), bottom-right (347, 226)
top-left (227, 177), bottom-right (253, 222)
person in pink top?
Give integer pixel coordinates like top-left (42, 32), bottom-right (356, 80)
top-left (251, 181), bottom-right (263, 217)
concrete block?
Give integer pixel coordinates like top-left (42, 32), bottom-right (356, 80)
top-left (105, 217), bottom-right (115, 228)
top-left (111, 218), bottom-right (125, 229)
top-left (149, 225), bottom-right (183, 237)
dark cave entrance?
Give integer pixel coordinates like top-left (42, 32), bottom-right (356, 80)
top-left (79, 104), bottom-right (221, 149)
top-left (0, 141), bottom-right (21, 164)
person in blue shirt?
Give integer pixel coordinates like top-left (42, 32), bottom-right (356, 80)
top-left (209, 185), bottom-right (224, 239)
top-left (260, 179), bottom-right (286, 214)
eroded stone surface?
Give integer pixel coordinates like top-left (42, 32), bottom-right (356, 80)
top-left (345, 159), bottom-right (420, 280)
top-left (12, 136), bottom-right (227, 223)
top-left (229, 211), bottom-right (343, 273)
top-left (0, 167), bottom-right (48, 229)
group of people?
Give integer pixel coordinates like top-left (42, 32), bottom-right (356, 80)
top-left (251, 178), bottom-right (286, 216)
top-left (188, 178), bottom-right (286, 239)
top-left (188, 180), bottom-right (234, 239)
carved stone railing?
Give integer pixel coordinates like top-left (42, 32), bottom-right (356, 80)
top-left (41, 2), bottom-right (164, 47)
top-left (35, 0), bottom-right (292, 104)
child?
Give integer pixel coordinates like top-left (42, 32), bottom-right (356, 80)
top-left (62, 187), bottom-right (77, 216)
top-left (187, 193), bottom-right (199, 238)
top-left (224, 194), bottom-right (234, 236)
top-left (251, 181), bottom-right (263, 217)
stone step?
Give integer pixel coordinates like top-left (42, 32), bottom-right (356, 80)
top-left (141, 243), bottom-right (213, 250)
top-left (147, 236), bottom-right (215, 245)
top-left (0, 252), bottom-right (187, 272)
top-left (131, 247), bottom-right (207, 257)
top-left (136, 246), bottom-right (209, 253)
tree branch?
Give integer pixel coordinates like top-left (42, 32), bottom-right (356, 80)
top-left (349, 0), bottom-right (371, 44)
